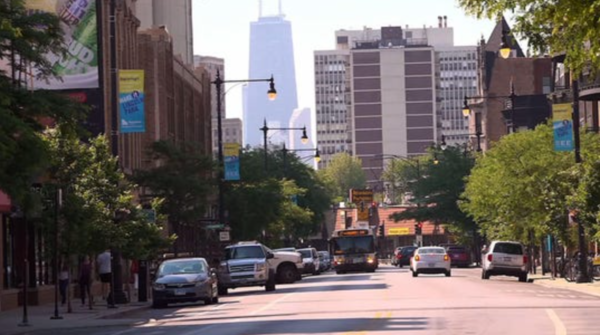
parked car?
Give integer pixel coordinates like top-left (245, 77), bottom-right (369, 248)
top-left (395, 246), bottom-right (417, 268)
top-left (152, 257), bottom-right (218, 308)
top-left (318, 251), bottom-right (331, 272)
top-left (445, 245), bottom-right (472, 268)
top-left (410, 247), bottom-right (451, 277)
top-left (271, 248), bottom-right (304, 283)
top-left (217, 241), bottom-right (276, 295)
top-left (297, 247), bottom-right (320, 275)
top-left (481, 241), bottom-right (528, 282)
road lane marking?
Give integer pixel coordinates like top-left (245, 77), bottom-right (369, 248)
top-left (248, 292), bottom-right (292, 315)
top-left (546, 309), bottom-right (567, 335)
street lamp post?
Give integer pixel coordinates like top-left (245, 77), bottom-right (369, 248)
top-left (213, 71), bottom-right (276, 226)
top-left (259, 120), bottom-right (309, 171)
top-left (281, 144), bottom-right (320, 176)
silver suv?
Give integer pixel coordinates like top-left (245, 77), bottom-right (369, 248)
top-left (217, 241), bottom-right (276, 295)
top-left (481, 241), bottom-right (528, 282)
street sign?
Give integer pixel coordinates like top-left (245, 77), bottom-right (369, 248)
top-left (350, 189), bottom-right (374, 203)
top-left (206, 224), bottom-right (225, 230)
top-left (351, 189), bottom-right (373, 221)
top-left (388, 227), bottom-right (410, 236)
top-left (219, 231), bottom-right (230, 242)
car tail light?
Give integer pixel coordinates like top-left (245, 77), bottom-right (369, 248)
top-left (523, 255), bottom-right (528, 264)
top-left (414, 255), bottom-right (420, 261)
top-left (444, 254), bottom-right (449, 261)
top-left (487, 254), bottom-right (493, 262)
top-left (396, 254), bottom-right (402, 259)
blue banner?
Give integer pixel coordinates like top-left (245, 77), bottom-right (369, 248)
top-left (224, 143), bottom-right (240, 181)
top-left (119, 70), bottom-right (146, 133)
top-left (553, 103), bottom-right (573, 151)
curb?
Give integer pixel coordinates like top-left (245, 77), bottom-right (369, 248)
top-left (532, 277), bottom-right (600, 298)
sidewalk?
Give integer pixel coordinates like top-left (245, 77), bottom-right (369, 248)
top-left (530, 271), bottom-right (600, 298)
top-left (0, 296), bottom-right (151, 335)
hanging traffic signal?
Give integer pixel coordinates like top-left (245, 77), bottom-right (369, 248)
top-left (415, 222), bottom-right (423, 235)
top-left (378, 224), bottom-right (385, 237)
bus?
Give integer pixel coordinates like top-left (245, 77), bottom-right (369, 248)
top-left (329, 228), bottom-right (378, 274)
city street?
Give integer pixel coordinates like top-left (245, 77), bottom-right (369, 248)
top-left (18, 265), bottom-right (600, 335)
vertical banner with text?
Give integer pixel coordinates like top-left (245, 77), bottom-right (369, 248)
top-left (224, 143), bottom-right (241, 181)
top-left (119, 70), bottom-right (146, 133)
top-left (25, 0), bottom-right (99, 89)
top-left (553, 103), bottom-right (574, 151)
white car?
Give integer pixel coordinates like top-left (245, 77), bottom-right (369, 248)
top-left (481, 241), bottom-right (528, 282)
top-left (410, 247), bottom-right (451, 277)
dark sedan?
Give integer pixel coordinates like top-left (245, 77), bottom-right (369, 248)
top-left (395, 246), bottom-right (417, 268)
top-left (152, 258), bottom-right (219, 308)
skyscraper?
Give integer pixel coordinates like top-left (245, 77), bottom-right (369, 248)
top-left (289, 107), bottom-right (313, 150)
top-left (245, 0), bottom-right (298, 147)
top-left (136, 0), bottom-right (194, 65)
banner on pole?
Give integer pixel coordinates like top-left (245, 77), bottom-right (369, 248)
top-left (25, 0), bottom-right (99, 89)
top-left (553, 103), bottom-right (574, 151)
top-left (119, 70), bottom-right (146, 133)
top-left (224, 143), bottom-right (241, 181)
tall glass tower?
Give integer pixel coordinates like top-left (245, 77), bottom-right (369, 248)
top-left (245, 0), bottom-right (298, 146)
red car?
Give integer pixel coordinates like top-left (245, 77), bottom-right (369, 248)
top-left (446, 246), bottom-right (472, 268)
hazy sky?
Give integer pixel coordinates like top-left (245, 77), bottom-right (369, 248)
top-left (193, 0), bottom-right (498, 122)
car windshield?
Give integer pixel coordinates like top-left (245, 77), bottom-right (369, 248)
top-left (419, 248), bottom-right (445, 254)
top-left (299, 250), bottom-right (312, 258)
top-left (402, 247), bottom-right (416, 255)
top-left (225, 246), bottom-right (265, 260)
top-left (493, 243), bottom-right (523, 255)
top-left (158, 260), bottom-right (204, 275)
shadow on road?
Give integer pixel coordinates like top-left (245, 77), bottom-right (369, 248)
top-left (133, 317), bottom-right (429, 334)
top-left (227, 283), bottom-right (388, 297)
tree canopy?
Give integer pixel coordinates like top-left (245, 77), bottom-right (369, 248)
top-left (461, 123), bottom-right (600, 245)
top-left (0, 0), bottom-right (86, 207)
top-left (318, 153), bottom-right (366, 203)
top-left (458, 0), bottom-right (600, 78)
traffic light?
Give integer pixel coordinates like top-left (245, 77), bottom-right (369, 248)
top-left (415, 222), bottom-right (422, 235)
top-left (378, 224), bottom-right (385, 237)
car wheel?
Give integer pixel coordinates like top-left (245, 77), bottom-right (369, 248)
top-left (211, 296), bottom-right (219, 304)
top-left (277, 264), bottom-right (298, 284)
top-left (445, 271), bottom-right (451, 277)
top-left (203, 297), bottom-right (212, 305)
top-left (518, 273), bottom-right (528, 282)
top-left (482, 270), bottom-right (490, 280)
top-left (218, 285), bottom-right (228, 296)
top-left (336, 271), bottom-right (344, 275)
top-left (412, 270), bottom-right (418, 277)
top-left (152, 300), bottom-right (167, 309)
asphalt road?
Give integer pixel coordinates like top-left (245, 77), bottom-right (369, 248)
top-left (25, 266), bottom-right (600, 335)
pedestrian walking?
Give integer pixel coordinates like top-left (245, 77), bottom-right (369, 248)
top-left (79, 255), bottom-right (92, 307)
top-left (59, 262), bottom-right (69, 305)
top-left (96, 249), bottom-right (111, 300)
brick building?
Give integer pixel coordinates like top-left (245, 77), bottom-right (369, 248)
top-left (1, 2), bottom-right (213, 312)
top-left (137, 27), bottom-right (213, 256)
top-left (468, 18), bottom-right (552, 151)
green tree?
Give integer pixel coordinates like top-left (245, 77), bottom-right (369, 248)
top-left (461, 123), bottom-right (600, 243)
top-left (318, 153), bottom-right (366, 203)
top-left (458, 0), bottom-right (600, 77)
top-left (0, 0), bottom-right (86, 207)
top-left (133, 140), bottom-right (215, 254)
top-left (388, 147), bottom-right (476, 242)
top-left (225, 148), bottom-right (331, 244)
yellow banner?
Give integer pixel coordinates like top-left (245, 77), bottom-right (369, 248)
top-left (388, 227), bottom-right (410, 236)
top-left (224, 143), bottom-right (240, 157)
top-left (119, 70), bottom-right (145, 133)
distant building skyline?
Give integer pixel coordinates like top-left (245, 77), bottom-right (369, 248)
top-left (245, 3), bottom-right (299, 147)
top-left (289, 107), bottom-right (314, 150)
